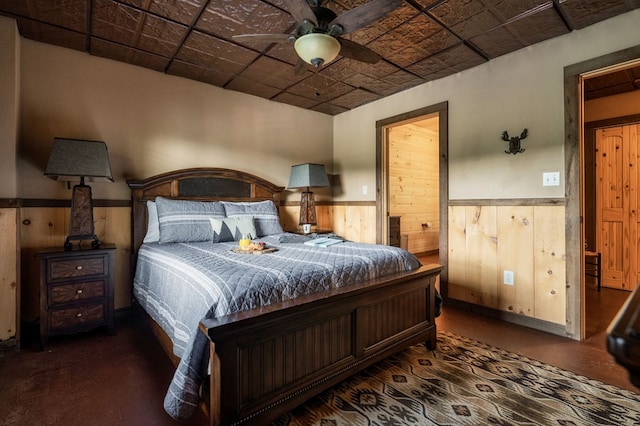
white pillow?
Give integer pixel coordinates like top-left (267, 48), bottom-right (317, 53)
top-left (143, 200), bottom-right (160, 243)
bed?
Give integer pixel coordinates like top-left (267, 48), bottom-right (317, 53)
top-left (127, 168), bottom-right (443, 425)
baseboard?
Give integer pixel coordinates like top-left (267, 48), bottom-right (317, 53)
top-left (444, 298), bottom-right (568, 337)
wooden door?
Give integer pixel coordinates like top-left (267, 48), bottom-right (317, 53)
top-left (595, 125), bottom-right (639, 291)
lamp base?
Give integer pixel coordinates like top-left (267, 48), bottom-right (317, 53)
top-left (299, 191), bottom-right (317, 227)
top-left (64, 183), bottom-right (101, 251)
top-left (64, 235), bottom-right (102, 251)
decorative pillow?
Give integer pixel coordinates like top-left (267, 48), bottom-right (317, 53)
top-left (222, 200), bottom-right (284, 237)
top-left (155, 196), bottom-right (225, 243)
top-left (142, 200), bottom-right (160, 243)
top-left (209, 216), bottom-right (257, 243)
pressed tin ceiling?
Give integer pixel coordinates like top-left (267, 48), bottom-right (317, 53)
top-left (1, 0), bottom-right (639, 115)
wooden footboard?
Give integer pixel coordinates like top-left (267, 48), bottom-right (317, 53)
top-left (199, 264), bottom-right (442, 426)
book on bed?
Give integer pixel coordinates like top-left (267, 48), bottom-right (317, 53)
top-left (303, 237), bottom-right (343, 247)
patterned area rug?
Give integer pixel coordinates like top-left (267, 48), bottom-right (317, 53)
top-left (273, 331), bottom-right (640, 426)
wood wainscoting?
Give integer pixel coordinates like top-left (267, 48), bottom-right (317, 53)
top-left (448, 204), bottom-right (566, 326)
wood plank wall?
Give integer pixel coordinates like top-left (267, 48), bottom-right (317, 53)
top-left (5, 202), bottom-right (566, 339)
top-left (448, 205), bottom-right (566, 325)
top-left (0, 208), bottom-right (18, 343)
top-left (388, 124), bottom-right (439, 254)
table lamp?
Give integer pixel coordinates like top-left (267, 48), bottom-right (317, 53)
top-left (44, 137), bottom-right (113, 250)
top-left (287, 163), bottom-right (330, 233)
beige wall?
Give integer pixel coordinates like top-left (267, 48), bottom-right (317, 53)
top-left (17, 39), bottom-right (334, 202)
top-left (584, 89), bottom-right (640, 122)
top-left (333, 10), bottom-right (640, 202)
top-left (0, 16), bottom-right (19, 199)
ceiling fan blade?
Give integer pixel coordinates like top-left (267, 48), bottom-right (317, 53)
top-left (294, 59), bottom-right (307, 75)
top-left (232, 33), bottom-right (293, 43)
top-left (338, 38), bottom-right (381, 64)
top-left (283, 0), bottom-right (317, 26)
top-left (330, 0), bottom-right (401, 34)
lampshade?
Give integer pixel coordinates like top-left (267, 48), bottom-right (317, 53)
top-left (294, 33), bottom-right (341, 68)
top-left (45, 138), bottom-right (113, 182)
top-left (287, 163), bottom-right (330, 189)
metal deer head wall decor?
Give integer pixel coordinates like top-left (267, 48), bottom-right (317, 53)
top-left (502, 129), bottom-right (528, 155)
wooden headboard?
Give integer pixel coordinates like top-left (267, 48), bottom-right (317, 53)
top-left (126, 167), bottom-right (284, 270)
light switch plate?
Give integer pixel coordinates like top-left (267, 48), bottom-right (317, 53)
top-left (542, 172), bottom-right (560, 187)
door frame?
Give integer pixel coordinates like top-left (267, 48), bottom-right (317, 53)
top-left (565, 45), bottom-right (640, 339)
top-left (375, 101), bottom-right (449, 288)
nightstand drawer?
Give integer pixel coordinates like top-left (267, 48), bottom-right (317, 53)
top-left (48, 256), bottom-right (108, 281)
top-left (49, 280), bottom-right (106, 306)
top-left (49, 303), bottom-right (105, 332)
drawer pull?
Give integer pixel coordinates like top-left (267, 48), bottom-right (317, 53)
top-left (76, 313), bottom-right (82, 318)
top-left (76, 289), bottom-right (83, 295)
top-left (75, 265), bottom-right (83, 271)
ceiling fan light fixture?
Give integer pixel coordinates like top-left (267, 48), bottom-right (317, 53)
top-left (294, 33), bottom-right (341, 67)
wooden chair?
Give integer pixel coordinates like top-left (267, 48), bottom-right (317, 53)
top-left (585, 251), bottom-right (601, 292)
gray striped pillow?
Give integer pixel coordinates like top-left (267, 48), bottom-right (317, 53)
top-left (222, 200), bottom-right (283, 237)
top-left (156, 197), bottom-right (225, 243)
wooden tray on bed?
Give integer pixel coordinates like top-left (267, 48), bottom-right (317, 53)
top-left (231, 247), bottom-right (277, 255)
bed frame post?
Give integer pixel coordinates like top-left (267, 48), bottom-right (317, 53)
top-left (209, 341), bottom-right (221, 426)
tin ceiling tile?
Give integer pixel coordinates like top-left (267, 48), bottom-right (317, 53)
top-left (330, 87), bottom-right (381, 109)
top-left (378, 69), bottom-right (427, 94)
top-left (341, 73), bottom-right (397, 95)
top-left (271, 91), bottom-right (322, 109)
top-left (14, 19), bottom-right (86, 52)
top-left (319, 57), bottom-right (398, 81)
top-left (310, 102), bottom-right (349, 115)
top-left (286, 73), bottom-right (354, 103)
top-left (137, 15), bottom-right (188, 57)
top-left (90, 38), bottom-right (169, 72)
top-left (91, 0), bottom-right (143, 46)
top-left (431, 42), bottom-right (486, 73)
top-left (176, 30), bottom-right (259, 74)
top-left (502, 6), bottom-right (568, 46)
top-left (482, 0), bottom-right (552, 21)
top-left (237, 56), bottom-right (307, 89)
top-left (92, 2), bottom-right (187, 58)
top-left (196, 0), bottom-right (294, 40)
top-left (469, 26), bottom-right (524, 59)
top-left (0, 0), bottom-right (86, 32)
top-left (558, 0), bottom-right (640, 29)
top-left (120, 0), bottom-right (207, 25)
top-left (366, 33), bottom-right (422, 68)
top-left (226, 75), bottom-right (283, 99)
top-left (430, 0), bottom-right (502, 40)
top-left (167, 60), bottom-right (233, 87)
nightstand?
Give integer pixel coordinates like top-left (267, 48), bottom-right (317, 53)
top-left (38, 244), bottom-right (116, 349)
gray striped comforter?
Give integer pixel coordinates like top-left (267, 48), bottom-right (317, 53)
top-left (133, 234), bottom-right (421, 420)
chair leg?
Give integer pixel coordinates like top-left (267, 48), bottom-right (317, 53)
top-left (597, 252), bottom-right (601, 292)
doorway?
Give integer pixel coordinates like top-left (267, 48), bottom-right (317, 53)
top-left (565, 45), bottom-right (640, 339)
top-left (375, 102), bottom-right (449, 287)
top-left (584, 118), bottom-right (640, 338)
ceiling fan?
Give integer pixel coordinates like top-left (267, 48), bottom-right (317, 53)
top-left (233, 0), bottom-right (402, 69)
